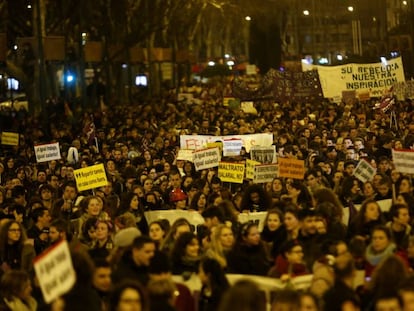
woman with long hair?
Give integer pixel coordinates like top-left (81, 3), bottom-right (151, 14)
top-left (189, 191), bottom-right (207, 212)
top-left (348, 199), bottom-right (385, 241)
top-left (88, 219), bottom-right (114, 260)
top-left (170, 231), bottom-right (201, 275)
top-left (283, 206), bottom-right (301, 240)
top-left (205, 224), bottom-right (235, 268)
top-left (71, 195), bottom-right (109, 240)
top-left (0, 270), bottom-right (37, 311)
top-left (261, 208), bottom-right (287, 260)
top-left (240, 184), bottom-right (272, 212)
top-left (0, 220), bottom-right (35, 274)
top-left (198, 257), bottom-right (230, 311)
top-left (268, 177), bottom-right (285, 204)
top-left (285, 179), bottom-right (313, 210)
top-left (149, 220), bottom-right (168, 249)
top-left (227, 223), bottom-right (270, 276)
top-left (364, 225), bottom-right (409, 277)
top-left (160, 218), bottom-right (192, 254)
top-left (118, 192), bottom-right (148, 235)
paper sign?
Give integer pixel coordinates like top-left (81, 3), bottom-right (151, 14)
top-left (246, 159), bottom-right (261, 179)
top-left (354, 159), bottom-right (376, 183)
top-left (34, 240), bottom-right (76, 304)
top-left (250, 146), bottom-right (277, 164)
top-left (238, 212), bottom-right (267, 232)
top-left (223, 97), bottom-right (235, 106)
top-left (74, 163), bottom-right (108, 191)
top-left (278, 157), bottom-right (305, 179)
top-left (392, 149), bottom-right (414, 174)
top-left (218, 162), bottom-right (245, 184)
top-left (223, 139), bottom-right (243, 157)
top-left (246, 64), bottom-right (257, 75)
top-left (1, 132), bottom-right (19, 146)
top-left (253, 164), bottom-right (278, 184)
top-left (177, 149), bottom-right (194, 162)
top-left (193, 147), bottom-right (220, 171)
top-left (180, 133), bottom-right (273, 152)
top-left (241, 101), bottom-right (257, 114)
top-left (34, 142), bottom-right (61, 163)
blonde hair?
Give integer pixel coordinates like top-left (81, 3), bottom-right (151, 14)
top-left (205, 224), bottom-right (233, 268)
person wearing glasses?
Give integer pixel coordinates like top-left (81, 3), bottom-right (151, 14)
top-left (0, 220), bottom-right (35, 273)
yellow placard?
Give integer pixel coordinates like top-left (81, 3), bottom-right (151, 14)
top-left (245, 159), bottom-right (261, 179)
top-left (206, 142), bottom-right (223, 153)
top-left (1, 132), bottom-right (19, 146)
top-left (218, 162), bottom-right (245, 184)
top-left (74, 163), bottom-right (108, 192)
top-left (278, 158), bottom-right (305, 180)
top-left (223, 97), bottom-right (235, 106)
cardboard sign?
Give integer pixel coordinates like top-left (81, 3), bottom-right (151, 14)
top-left (218, 162), bottom-right (245, 184)
top-left (246, 159), bottom-right (261, 179)
top-left (193, 147), bottom-right (220, 171)
top-left (354, 159), bottom-right (376, 183)
top-left (253, 164), bottom-right (278, 184)
top-left (34, 142), bottom-right (61, 163)
top-left (250, 146), bottom-right (277, 164)
top-left (392, 149), bottom-right (414, 174)
top-left (74, 163), bottom-right (108, 191)
top-left (34, 240), bottom-right (76, 304)
top-left (241, 101), bottom-right (257, 114)
top-left (278, 157), bottom-right (305, 179)
top-left (180, 133), bottom-right (273, 152)
top-left (177, 149), bottom-right (194, 162)
top-left (223, 139), bottom-right (243, 157)
top-left (1, 132), bottom-right (19, 146)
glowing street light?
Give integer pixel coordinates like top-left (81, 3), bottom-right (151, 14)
top-left (303, 10), bottom-right (310, 16)
top-left (348, 6), bottom-right (354, 12)
top-left (245, 16), bottom-right (251, 21)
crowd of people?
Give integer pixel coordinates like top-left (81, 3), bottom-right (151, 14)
top-left (1, 79), bottom-right (414, 311)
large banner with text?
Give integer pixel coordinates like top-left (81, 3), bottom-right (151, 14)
top-left (303, 57), bottom-right (405, 99)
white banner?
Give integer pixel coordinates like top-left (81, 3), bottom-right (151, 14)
top-left (177, 149), bottom-right (194, 162)
top-left (250, 146), bottom-right (277, 164)
top-left (34, 142), bottom-right (61, 163)
top-left (193, 147), bottom-right (221, 171)
top-left (145, 210), bottom-right (205, 229)
top-left (307, 57), bottom-right (405, 98)
top-left (34, 240), bottom-right (76, 304)
top-left (223, 139), bottom-right (243, 157)
top-left (392, 149), bottom-right (414, 174)
top-left (180, 133), bottom-right (273, 152)
top-left (238, 212), bottom-right (268, 232)
top-left (253, 164), bottom-right (278, 184)
top-left (353, 159), bottom-right (376, 183)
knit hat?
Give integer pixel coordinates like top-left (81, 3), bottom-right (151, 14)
top-left (113, 227), bottom-right (141, 248)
